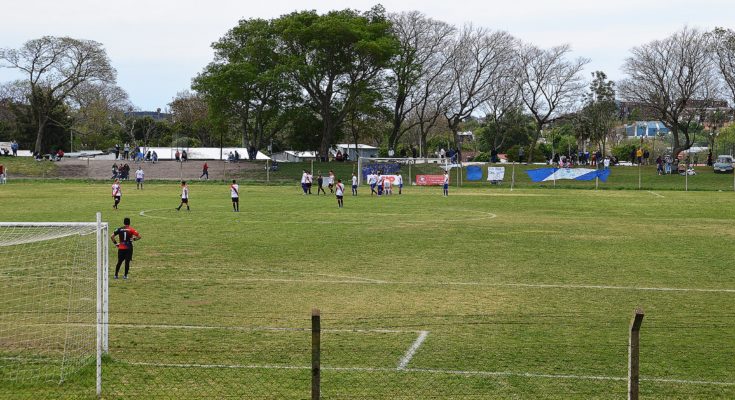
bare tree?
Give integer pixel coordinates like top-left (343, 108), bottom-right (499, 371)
top-left (386, 11), bottom-right (455, 152)
top-left (445, 26), bottom-right (517, 149)
top-left (480, 68), bottom-right (522, 152)
top-left (620, 27), bottom-right (719, 157)
top-left (516, 43), bottom-right (588, 162)
top-left (0, 36), bottom-right (116, 152)
top-left (711, 27), bottom-right (735, 106)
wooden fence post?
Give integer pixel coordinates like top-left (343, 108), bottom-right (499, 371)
top-left (312, 308), bottom-right (321, 400)
top-left (628, 307), bottom-right (645, 400)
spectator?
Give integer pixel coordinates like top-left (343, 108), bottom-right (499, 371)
top-left (112, 163), bottom-right (118, 179)
top-left (643, 149), bottom-right (650, 165)
top-left (181, 150), bottom-right (188, 162)
top-left (11, 140), bottom-right (18, 156)
top-left (175, 150), bottom-right (181, 162)
top-left (114, 143), bottom-right (120, 160)
top-left (123, 143), bottom-right (130, 160)
top-left (636, 147), bottom-right (643, 165)
top-left (152, 151), bottom-right (158, 163)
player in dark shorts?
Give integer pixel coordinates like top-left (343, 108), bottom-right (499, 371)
top-left (176, 181), bottom-right (190, 211)
top-left (316, 174), bottom-right (326, 195)
top-left (110, 217), bottom-right (141, 279)
top-left (230, 180), bottom-right (240, 212)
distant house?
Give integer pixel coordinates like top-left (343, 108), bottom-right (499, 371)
top-left (271, 151), bottom-right (318, 163)
top-left (625, 121), bottom-right (670, 137)
top-left (334, 144), bottom-right (378, 160)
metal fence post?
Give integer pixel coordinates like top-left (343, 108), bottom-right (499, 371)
top-left (628, 307), bottom-right (645, 400)
top-left (312, 308), bottom-right (321, 400)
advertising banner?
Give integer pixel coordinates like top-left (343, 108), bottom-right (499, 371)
top-left (415, 175), bottom-right (446, 186)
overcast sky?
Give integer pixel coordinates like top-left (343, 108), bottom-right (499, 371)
top-left (1, 0), bottom-right (732, 110)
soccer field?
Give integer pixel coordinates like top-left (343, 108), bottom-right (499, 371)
top-left (1, 181), bottom-right (734, 399)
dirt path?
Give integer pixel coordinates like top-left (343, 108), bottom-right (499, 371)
top-left (55, 159), bottom-right (262, 181)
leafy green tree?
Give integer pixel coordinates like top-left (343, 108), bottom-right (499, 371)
top-left (0, 36), bottom-right (116, 152)
top-left (273, 6), bottom-right (398, 158)
top-left (574, 71), bottom-right (618, 155)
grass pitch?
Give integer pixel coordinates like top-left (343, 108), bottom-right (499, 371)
top-left (1, 180), bottom-right (734, 399)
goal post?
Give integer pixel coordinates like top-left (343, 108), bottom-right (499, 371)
top-left (0, 212), bottom-right (109, 396)
top-left (356, 157), bottom-right (452, 186)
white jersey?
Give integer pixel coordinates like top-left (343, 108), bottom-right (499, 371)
top-left (181, 186), bottom-right (189, 199)
top-left (351, 176), bottom-right (358, 186)
top-left (301, 173), bottom-right (308, 184)
top-left (395, 175), bottom-right (403, 185)
top-left (328, 174), bottom-right (334, 185)
top-left (111, 183), bottom-right (121, 197)
top-left (367, 174), bottom-right (376, 184)
top-left (384, 179), bottom-right (391, 188)
top-left (307, 174), bottom-right (313, 183)
top-left (230, 184), bottom-right (239, 198)
top-left (377, 175), bottom-right (384, 185)
top-left (335, 183), bottom-right (344, 196)
top-left (135, 170), bottom-right (144, 180)
top-left (443, 174), bottom-right (449, 185)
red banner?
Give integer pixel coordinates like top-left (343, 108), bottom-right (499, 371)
top-left (415, 175), bottom-right (446, 186)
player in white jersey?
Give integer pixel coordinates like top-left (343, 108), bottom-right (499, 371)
top-left (327, 170), bottom-right (335, 193)
top-left (443, 170), bottom-right (449, 196)
top-left (395, 173), bottom-right (403, 195)
top-left (335, 178), bottom-right (345, 208)
top-left (368, 173), bottom-right (377, 195)
top-left (176, 181), bottom-right (190, 211)
top-left (111, 178), bottom-right (122, 210)
top-left (351, 173), bottom-right (358, 196)
top-left (383, 176), bottom-right (392, 195)
top-left (230, 179), bottom-right (239, 212)
top-left (300, 170), bottom-right (308, 194)
top-left (135, 167), bottom-right (145, 190)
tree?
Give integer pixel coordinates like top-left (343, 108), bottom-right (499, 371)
top-left (194, 18), bottom-right (291, 151)
top-left (0, 36), bottom-right (116, 152)
top-left (273, 6), bottom-right (399, 158)
top-left (574, 71), bottom-right (618, 155)
top-left (445, 26), bottom-right (517, 148)
top-left (516, 43), bottom-right (588, 162)
top-left (169, 91), bottom-right (215, 146)
top-left (711, 27), bottom-right (735, 106)
top-left (619, 27), bottom-right (719, 157)
top-left (385, 11), bottom-right (455, 152)
top-left (67, 81), bottom-right (131, 150)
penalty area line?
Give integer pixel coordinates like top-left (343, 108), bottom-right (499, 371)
top-left (122, 362), bottom-right (735, 386)
top-left (397, 330), bottom-right (429, 370)
top-left (647, 191), bottom-right (664, 198)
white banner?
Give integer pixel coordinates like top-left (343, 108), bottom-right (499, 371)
top-left (487, 167), bottom-right (505, 181)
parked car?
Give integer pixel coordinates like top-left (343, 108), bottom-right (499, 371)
top-left (713, 155), bottom-right (734, 173)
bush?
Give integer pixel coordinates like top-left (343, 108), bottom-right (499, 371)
top-left (473, 152), bottom-right (490, 162)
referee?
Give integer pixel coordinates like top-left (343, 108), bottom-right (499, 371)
top-left (110, 217), bottom-right (141, 280)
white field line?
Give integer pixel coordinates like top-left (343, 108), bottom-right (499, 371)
top-left (25, 322), bottom-right (420, 334)
top-left (647, 191), bottom-right (665, 198)
top-left (123, 362), bottom-right (735, 386)
top-left (397, 331), bottom-right (429, 370)
top-left (122, 276), bottom-right (735, 294)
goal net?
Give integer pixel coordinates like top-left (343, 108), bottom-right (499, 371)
top-left (357, 157), bottom-right (459, 186)
top-left (0, 214), bottom-right (108, 394)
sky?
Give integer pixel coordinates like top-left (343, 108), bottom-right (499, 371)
top-left (1, 0), bottom-right (732, 111)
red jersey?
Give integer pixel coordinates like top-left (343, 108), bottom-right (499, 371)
top-left (113, 225), bottom-right (139, 250)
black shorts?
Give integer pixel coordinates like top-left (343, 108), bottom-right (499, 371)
top-left (232, 197), bottom-right (239, 203)
top-left (336, 195), bottom-right (343, 200)
top-left (117, 248), bottom-right (133, 261)
top-left (181, 198), bottom-right (188, 203)
top-left (114, 196), bottom-right (121, 203)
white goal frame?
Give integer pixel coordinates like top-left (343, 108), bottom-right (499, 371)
top-left (0, 212), bottom-right (109, 396)
top-left (356, 157), bottom-right (452, 186)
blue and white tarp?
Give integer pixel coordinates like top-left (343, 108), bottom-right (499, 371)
top-left (526, 168), bottom-right (610, 182)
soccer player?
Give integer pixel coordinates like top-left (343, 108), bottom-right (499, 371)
top-left (396, 173), bottom-right (403, 195)
top-left (135, 167), bottom-right (144, 190)
top-left (351, 173), bottom-right (358, 196)
top-left (300, 170), bottom-right (308, 195)
top-left (335, 178), bottom-right (345, 208)
top-left (368, 173), bottom-right (377, 196)
top-left (316, 174), bottom-right (326, 195)
top-left (110, 217), bottom-right (140, 280)
top-left (230, 179), bottom-right (239, 212)
top-left (111, 178), bottom-right (122, 210)
top-left (384, 176), bottom-right (392, 195)
top-left (376, 172), bottom-right (384, 196)
top-left (327, 170), bottom-right (335, 193)
top-left (176, 181), bottom-right (190, 211)
top-left (306, 171), bottom-right (313, 194)
top-left (443, 170), bottom-right (449, 196)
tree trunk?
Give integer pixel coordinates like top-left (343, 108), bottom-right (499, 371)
top-left (527, 121), bottom-right (543, 163)
top-left (34, 116), bottom-right (48, 153)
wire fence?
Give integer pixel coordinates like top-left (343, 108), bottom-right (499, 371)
top-left (3, 309), bottom-right (735, 399)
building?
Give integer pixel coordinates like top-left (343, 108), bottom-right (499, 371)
top-left (334, 144), bottom-right (378, 160)
top-left (271, 151), bottom-right (318, 163)
top-left (625, 121), bottom-right (670, 137)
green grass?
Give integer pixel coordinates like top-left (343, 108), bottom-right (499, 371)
top-left (1, 181), bottom-right (734, 399)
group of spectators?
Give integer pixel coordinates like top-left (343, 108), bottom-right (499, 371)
top-left (112, 163), bottom-right (131, 180)
top-left (0, 140), bottom-right (19, 157)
